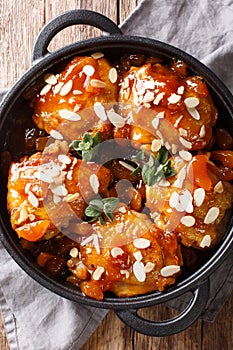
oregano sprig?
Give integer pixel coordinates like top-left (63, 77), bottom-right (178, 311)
top-left (72, 132), bottom-right (101, 161)
top-left (85, 197), bottom-right (120, 224)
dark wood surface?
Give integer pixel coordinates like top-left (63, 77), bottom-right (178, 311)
top-left (0, 1), bottom-right (232, 349)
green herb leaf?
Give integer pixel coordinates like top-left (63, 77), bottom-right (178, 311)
top-left (156, 146), bottom-right (168, 164)
top-left (131, 165), bottom-right (141, 176)
top-left (85, 197), bottom-right (120, 224)
top-left (72, 132), bottom-right (101, 161)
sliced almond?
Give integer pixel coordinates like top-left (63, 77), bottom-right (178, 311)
top-left (177, 86), bottom-right (184, 95)
top-left (169, 191), bottom-right (179, 208)
top-left (151, 139), bottom-right (162, 152)
top-left (83, 65), bottom-right (95, 77)
top-left (160, 265), bottom-right (180, 277)
top-left (143, 91), bottom-right (155, 103)
top-left (90, 79), bottom-right (106, 88)
top-left (204, 207), bottom-right (220, 224)
top-left (44, 73), bottom-right (57, 85)
top-left (179, 137), bottom-right (192, 149)
top-left (64, 193), bottom-right (80, 203)
top-left (153, 92), bottom-right (165, 105)
top-left (58, 154), bottom-right (71, 164)
top-left (109, 67), bottom-right (118, 83)
top-left (73, 89), bottom-right (83, 95)
top-left (133, 238), bottom-right (151, 249)
top-left (28, 191), bottom-right (39, 208)
top-left (214, 181), bottom-right (224, 193)
top-left (179, 150), bottom-right (192, 161)
top-left (134, 251), bottom-right (143, 262)
top-left (167, 93), bottom-right (181, 104)
top-left (60, 80), bottom-right (73, 96)
top-left (91, 52), bottom-right (104, 59)
top-left (179, 128), bottom-right (188, 137)
top-left (199, 125), bottom-right (206, 138)
top-left (73, 104), bottom-right (81, 112)
top-left (119, 160), bottom-right (136, 172)
top-left (120, 269), bottom-right (130, 279)
top-left (94, 102), bottom-right (107, 121)
top-left (152, 117), bottom-right (159, 129)
top-left (51, 185), bottom-right (68, 197)
top-left (34, 171), bottom-right (53, 183)
top-left (53, 194), bottom-right (61, 204)
top-left (89, 174), bottom-right (99, 194)
top-left (174, 115), bottom-right (183, 128)
top-left (143, 80), bottom-right (155, 90)
top-left (18, 207), bottom-right (29, 224)
top-left (200, 234), bottom-right (212, 248)
top-left (40, 84), bottom-right (51, 96)
top-left (25, 183), bottom-right (31, 194)
top-left (107, 110), bottom-right (125, 128)
top-left (158, 179), bottom-right (170, 187)
top-left (187, 107), bottom-right (200, 120)
top-left (53, 82), bottom-right (64, 94)
top-left (93, 266), bottom-right (105, 280)
top-left (111, 247), bottom-right (124, 258)
top-left (133, 261), bottom-right (146, 282)
top-left (194, 188), bottom-right (205, 207)
top-left (184, 97), bottom-right (199, 108)
top-left (50, 130), bottom-right (63, 140)
top-left (144, 262), bottom-right (155, 273)
top-left (70, 247), bottom-right (79, 258)
top-left (58, 109), bottom-right (81, 121)
top-left (180, 215), bottom-right (196, 227)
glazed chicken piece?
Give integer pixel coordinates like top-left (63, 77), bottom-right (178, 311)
top-left (7, 149), bottom-right (111, 241)
top-left (32, 56), bottom-right (118, 141)
top-left (117, 62), bottom-right (217, 151)
top-left (67, 208), bottom-right (182, 300)
top-left (146, 153), bottom-right (233, 249)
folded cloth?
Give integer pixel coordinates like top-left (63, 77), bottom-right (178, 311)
top-left (0, 1), bottom-right (233, 349)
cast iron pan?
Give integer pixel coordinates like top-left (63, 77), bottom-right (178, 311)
top-left (0, 10), bottom-right (233, 337)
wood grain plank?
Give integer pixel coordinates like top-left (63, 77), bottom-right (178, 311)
top-left (0, 312), bottom-right (9, 350)
top-left (0, 0), bottom-right (45, 88)
top-left (119, 0), bottom-right (140, 23)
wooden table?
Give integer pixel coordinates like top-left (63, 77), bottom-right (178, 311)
top-left (0, 1), bottom-right (232, 349)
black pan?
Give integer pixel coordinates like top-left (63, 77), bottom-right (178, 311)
top-left (0, 10), bottom-right (232, 337)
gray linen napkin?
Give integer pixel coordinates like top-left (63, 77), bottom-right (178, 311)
top-left (0, 1), bottom-right (233, 349)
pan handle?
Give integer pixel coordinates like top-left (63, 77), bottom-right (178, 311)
top-left (115, 280), bottom-right (209, 336)
top-left (32, 9), bottom-right (122, 63)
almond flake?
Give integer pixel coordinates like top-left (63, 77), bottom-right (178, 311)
top-left (91, 52), bottom-right (104, 59)
top-left (199, 125), bottom-right (206, 138)
top-left (204, 207), bottom-right (220, 224)
top-left (157, 111), bottom-right (165, 119)
top-left (28, 214), bottom-right (35, 221)
top-left (44, 73), bottom-right (57, 85)
top-left (120, 269), bottom-right (130, 278)
top-left (187, 107), bottom-right (200, 120)
top-left (152, 117), bottom-right (159, 129)
top-left (180, 215), bottom-right (196, 227)
top-left (107, 110), bottom-right (125, 128)
top-left (184, 97), bottom-right (199, 108)
top-left (53, 194), bottom-right (61, 204)
top-left (40, 84), bottom-right (51, 96)
top-left (111, 247), bottom-right (124, 258)
top-left (160, 265), bottom-right (180, 277)
top-left (143, 91), bottom-right (155, 103)
top-left (73, 89), bottom-right (83, 95)
top-left (25, 183), bottom-right (31, 194)
top-left (179, 150), bottom-right (192, 161)
top-left (179, 128), bottom-right (188, 137)
top-left (58, 154), bottom-right (71, 164)
top-left (173, 165), bottom-right (187, 188)
top-left (177, 86), bottom-right (184, 95)
top-left (144, 262), bottom-right (155, 273)
top-left (58, 109), bottom-right (81, 121)
top-left (200, 235), bottom-right (212, 248)
top-left (194, 188), bottom-right (205, 207)
top-left (133, 261), bottom-right (146, 282)
top-left (143, 102), bottom-right (151, 108)
top-left (158, 179), bottom-right (170, 187)
top-left (94, 102), bottom-right (107, 121)
top-left (93, 266), bottom-right (105, 280)
top-left (53, 82), bottom-right (64, 94)
top-left (28, 191), bottom-right (39, 208)
top-left (137, 87), bottom-right (146, 96)
top-left (119, 161), bottom-right (136, 172)
top-left (168, 93), bottom-right (181, 104)
top-left (214, 181), bottom-right (224, 193)
top-left (179, 137), bottom-right (192, 149)
top-left (143, 80), bottom-right (155, 89)
top-left (109, 67), bottom-right (118, 83)
top-left (171, 144), bottom-right (178, 154)
top-left (83, 65), bottom-right (95, 77)
top-left (51, 185), bottom-right (68, 197)
top-left (169, 191), bottom-right (179, 208)
top-left (60, 80), bottom-right (73, 96)
top-left (50, 130), bottom-right (63, 140)
top-left (89, 174), bottom-right (99, 194)
top-left (64, 193), bottom-right (80, 202)
top-left (153, 92), bottom-right (165, 105)
top-left (174, 115), bottom-right (183, 128)
top-left (74, 104), bottom-right (81, 112)
top-left (18, 207), bottom-right (29, 224)
top-left (133, 238), bottom-right (151, 249)
top-left (151, 139), bottom-right (162, 152)
top-left (179, 190), bottom-right (193, 213)
top-left (134, 251), bottom-right (143, 261)
top-left (34, 171), bottom-right (53, 183)
top-left (118, 206), bottom-right (127, 214)
top-left (90, 79), bottom-right (106, 88)
top-left (70, 247), bottom-right (78, 258)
